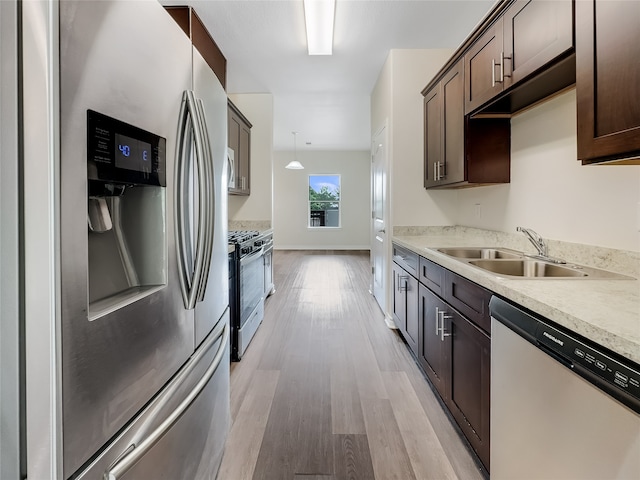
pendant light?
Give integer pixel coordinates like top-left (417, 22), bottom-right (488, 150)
top-left (285, 131), bottom-right (304, 169)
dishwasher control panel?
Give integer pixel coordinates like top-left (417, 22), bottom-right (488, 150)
top-left (536, 323), bottom-right (640, 403)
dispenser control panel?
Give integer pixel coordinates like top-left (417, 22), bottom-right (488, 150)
top-left (87, 110), bottom-right (166, 187)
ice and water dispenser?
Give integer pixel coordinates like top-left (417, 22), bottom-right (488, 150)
top-left (87, 110), bottom-right (167, 318)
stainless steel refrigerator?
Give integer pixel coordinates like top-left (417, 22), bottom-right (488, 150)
top-left (58, 1), bottom-right (229, 478)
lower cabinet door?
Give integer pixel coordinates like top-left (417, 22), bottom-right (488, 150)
top-left (418, 284), bottom-right (449, 399)
top-left (446, 309), bottom-right (491, 471)
top-left (404, 274), bottom-right (419, 354)
top-left (392, 263), bottom-right (407, 335)
top-left (393, 263), bottom-right (419, 354)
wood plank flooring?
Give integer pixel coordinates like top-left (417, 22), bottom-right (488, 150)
top-left (219, 250), bottom-right (485, 480)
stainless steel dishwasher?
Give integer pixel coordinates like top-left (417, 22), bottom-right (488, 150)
top-left (489, 296), bottom-right (640, 479)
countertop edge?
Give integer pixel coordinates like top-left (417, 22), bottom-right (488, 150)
top-left (392, 236), bottom-right (640, 365)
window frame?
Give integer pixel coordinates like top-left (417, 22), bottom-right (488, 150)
top-left (307, 173), bottom-right (341, 229)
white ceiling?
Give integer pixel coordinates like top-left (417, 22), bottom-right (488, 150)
top-left (162, 0), bottom-right (496, 151)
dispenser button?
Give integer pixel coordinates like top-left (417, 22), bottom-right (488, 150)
top-left (574, 349), bottom-right (585, 359)
top-left (595, 360), bottom-right (606, 370)
top-left (615, 372), bottom-right (629, 383)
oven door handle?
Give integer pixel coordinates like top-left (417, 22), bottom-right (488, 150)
top-left (240, 246), bottom-right (265, 265)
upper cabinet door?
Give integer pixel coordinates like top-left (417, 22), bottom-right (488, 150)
top-left (227, 100), bottom-right (252, 195)
top-left (423, 83), bottom-right (442, 189)
top-left (503, 0), bottom-right (573, 88)
top-left (576, 0), bottom-right (640, 164)
top-left (441, 61), bottom-right (465, 186)
top-left (464, 18), bottom-right (504, 114)
top-left (424, 60), bottom-right (466, 188)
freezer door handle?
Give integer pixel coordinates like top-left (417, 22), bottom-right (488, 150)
top-left (175, 90), bottom-right (209, 310)
top-left (105, 320), bottom-right (229, 480)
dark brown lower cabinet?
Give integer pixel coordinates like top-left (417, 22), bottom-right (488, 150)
top-left (418, 284), bottom-right (448, 399)
top-left (392, 262), bottom-right (419, 355)
top-left (418, 278), bottom-right (491, 471)
top-left (447, 305), bottom-right (491, 471)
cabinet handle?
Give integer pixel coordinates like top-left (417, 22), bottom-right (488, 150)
top-left (439, 311), bottom-right (453, 341)
top-left (434, 161), bottom-right (444, 181)
top-left (399, 275), bottom-right (409, 292)
top-left (500, 51), bottom-right (511, 83)
top-left (492, 58), bottom-right (498, 87)
top-left (435, 306), bottom-right (441, 336)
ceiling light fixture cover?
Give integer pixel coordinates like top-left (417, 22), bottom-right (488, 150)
top-left (286, 131), bottom-right (305, 169)
top-left (303, 0), bottom-right (336, 55)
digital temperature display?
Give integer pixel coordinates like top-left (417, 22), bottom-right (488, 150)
top-left (88, 110), bottom-right (165, 187)
top-left (114, 133), bottom-right (152, 174)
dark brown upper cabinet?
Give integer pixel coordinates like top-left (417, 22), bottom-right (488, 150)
top-left (464, 0), bottom-right (574, 115)
top-left (464, 19), bottom-right (505, 115)
top-left (228, 100), bottom-right (252, 195)
top-left (576, 0), bottom-right (640, 165)
top-left (165, 6), bottom-right (226, 90)
top-left (424, 60), bottom-right (510, 189)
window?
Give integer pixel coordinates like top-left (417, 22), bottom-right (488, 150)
top-left (308, 174), bottom-right (340, 228)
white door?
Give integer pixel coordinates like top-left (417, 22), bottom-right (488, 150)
top-left (371, 125), bottom-right (387, 313)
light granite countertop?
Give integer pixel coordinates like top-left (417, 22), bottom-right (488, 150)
top-left (392, 227), bottom-right (640, 365)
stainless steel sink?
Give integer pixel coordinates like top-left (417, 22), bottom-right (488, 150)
top-left (437, 247), bottom-right (523, 260)
top-left (434, 246), bottom-right (634, 279)
top-left (467, 259), bottom-right (633, 279)
top-left (469, 259), bottom-right (587, 278)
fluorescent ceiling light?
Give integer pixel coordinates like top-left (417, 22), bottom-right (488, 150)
top-left (304, 0), bottom-right (336, 55)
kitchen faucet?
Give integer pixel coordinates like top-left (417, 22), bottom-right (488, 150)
top-left (516, 227), bottom-right (566, 264)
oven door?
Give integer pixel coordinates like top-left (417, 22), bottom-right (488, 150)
top-left (263, 242), bottom-right (274, 297)
top-left (239, 247), bottom-right (265, 326)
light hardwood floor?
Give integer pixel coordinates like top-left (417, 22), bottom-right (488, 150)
top-left (219, 250), bottom-right (486, 480)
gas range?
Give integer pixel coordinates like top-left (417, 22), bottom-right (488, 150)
top-left (228, 229), bottom-right (272, 258)
top-left (227, 228), bottom-right (274, 361)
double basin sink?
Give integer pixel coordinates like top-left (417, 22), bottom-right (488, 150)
top-left (436, 247), bottom-right (632, 279)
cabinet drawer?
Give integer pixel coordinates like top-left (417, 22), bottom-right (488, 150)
top-left (393, 244), bottom-right (418, 278)
top-left (444, 271), bottom-right (491, 334)
top-left (419, 256), bottom-right (445, 296)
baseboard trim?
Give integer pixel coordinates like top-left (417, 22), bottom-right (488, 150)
top-left (384, 314), bottom-right (397, 329)
top-left (274, 245), bottom-right (371, 251)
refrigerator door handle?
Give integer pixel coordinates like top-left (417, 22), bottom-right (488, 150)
top-left (175, 92), bottom-right (191, 309)
top-left (194, 98), bottom-right (215, 302)
top-left (175, 90), bottom-right (208, 310)
top-left (105, 320), bottom-right (229, 480)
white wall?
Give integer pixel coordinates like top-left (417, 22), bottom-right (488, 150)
top-left (228, 93), bottom-right (274, 224)
top-left (389, 49), bottom-right (458, 227)
top-left (370, 49), bottom-right (457, 321)
top-left (371, 49), bottom-right (458, 229)
top-left (273, 150), bottom-right (371, 249)
top-left (455, 89), bottom-right (640, 252)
